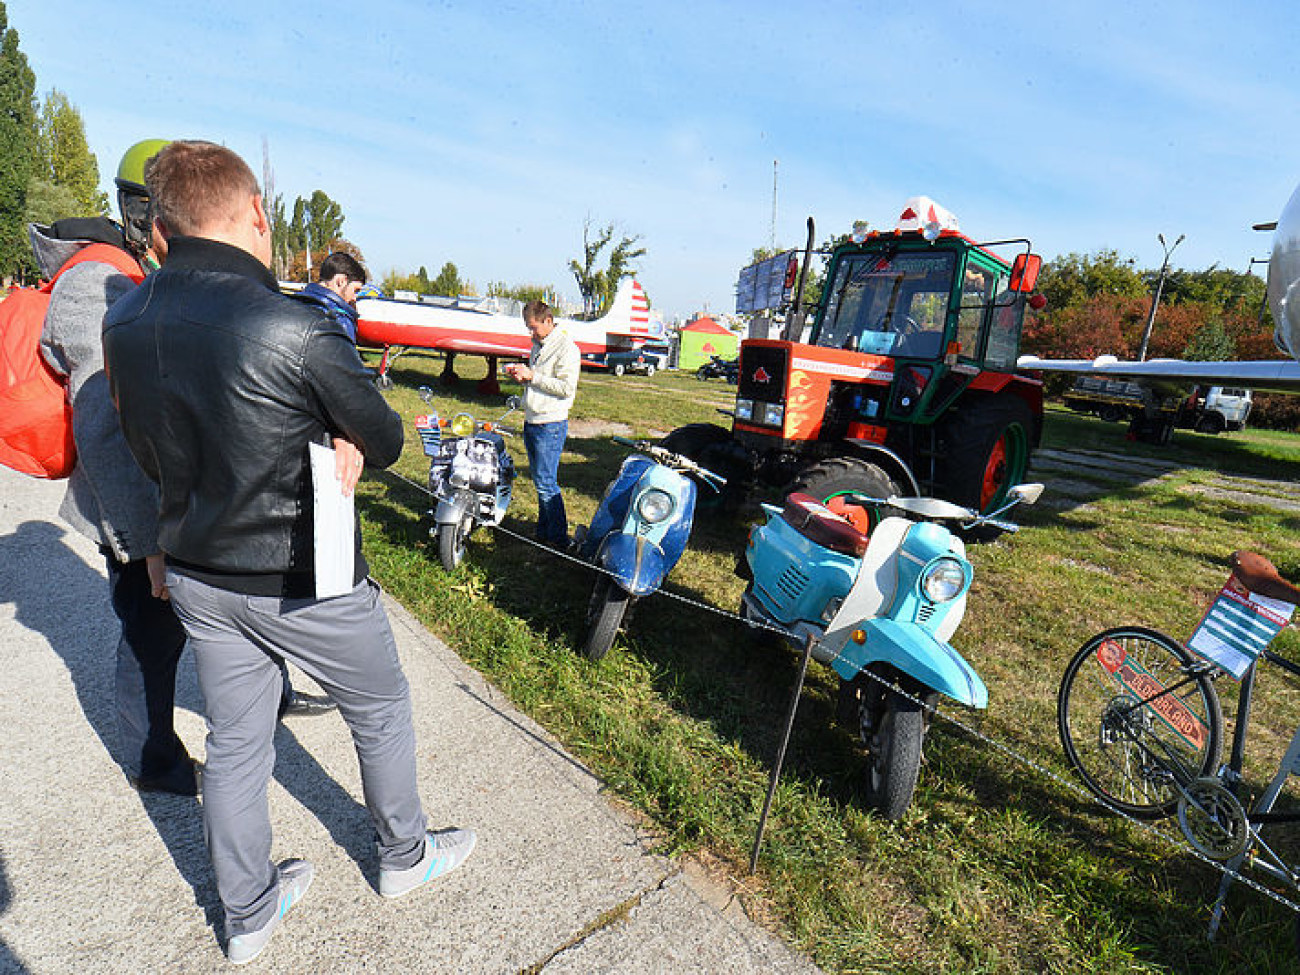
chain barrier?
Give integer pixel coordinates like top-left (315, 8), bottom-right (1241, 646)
top-left (376, 466), bottom-right (1300, 918)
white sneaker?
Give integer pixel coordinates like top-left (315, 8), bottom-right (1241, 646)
top-left (379, 828), bottom-right (477, 899)
top-left (226, 859), bottom-right (314, 965)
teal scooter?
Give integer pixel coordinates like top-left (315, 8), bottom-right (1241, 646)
top-left (740, 483), bottom-right (1042, 819)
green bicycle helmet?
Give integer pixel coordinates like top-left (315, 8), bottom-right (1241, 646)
top-left (115, 139), bottom-right (170, 254)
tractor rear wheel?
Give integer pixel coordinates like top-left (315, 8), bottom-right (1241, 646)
top-left (790, 457), bottom-right (897, 535)
top-left (938, 398), bottom-right (1033, 513)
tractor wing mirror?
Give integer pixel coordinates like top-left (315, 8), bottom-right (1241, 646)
top-left (1009, 253), bottom-right (1042, 293)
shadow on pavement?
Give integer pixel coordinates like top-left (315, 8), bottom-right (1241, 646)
top-left (0, 851), bottom-right (30, 974)
top-left (1, 519), bottom-right (386, 933)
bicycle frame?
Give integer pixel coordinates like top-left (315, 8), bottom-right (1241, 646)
top-left (1206, 647), bottom-right (1300, 939)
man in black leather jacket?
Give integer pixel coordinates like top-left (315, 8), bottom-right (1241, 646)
top-left (104, 141), bottom-right (475, 965)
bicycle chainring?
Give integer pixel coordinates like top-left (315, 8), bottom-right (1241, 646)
top-left (1177, 777), bottom-right (1250, 862)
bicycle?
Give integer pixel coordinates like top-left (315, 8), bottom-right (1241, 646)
top-left (1057, 551), bottom-right (1300, 944)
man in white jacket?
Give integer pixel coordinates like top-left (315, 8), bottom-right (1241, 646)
top-left (505, 301), bottom-right (580, 547)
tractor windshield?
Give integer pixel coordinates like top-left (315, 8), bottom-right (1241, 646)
top-left (815, 250), bottom-right (956, 359)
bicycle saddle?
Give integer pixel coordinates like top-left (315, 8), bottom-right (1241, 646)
top-left (1231, 551), bottom-right (1300, 604)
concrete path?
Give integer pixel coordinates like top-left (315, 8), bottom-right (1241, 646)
top-left (0, 466), bottom-right (821, 974)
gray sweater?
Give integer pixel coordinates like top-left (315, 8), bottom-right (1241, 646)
top-left (30, 223), bottom-right (159, 563)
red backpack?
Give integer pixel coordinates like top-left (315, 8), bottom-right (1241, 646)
top-left (0, 244), bottom-right (144, 478)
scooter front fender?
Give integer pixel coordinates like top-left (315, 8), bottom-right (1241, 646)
top-left (831, 617), bottom-right (988, 709)
top-left (596, 532), bottom-right (668, 597)
top-left (434, 489), bottom-right (476, 527)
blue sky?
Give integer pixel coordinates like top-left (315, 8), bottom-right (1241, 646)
top-left (10, 1), bottom-right (1300, 320)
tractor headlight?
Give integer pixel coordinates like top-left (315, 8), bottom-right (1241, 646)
top-left (636, 488), bottom-right (675, 524)
top-left (921, 557), bottom-right (968, 603)
top-left (734, 398), bottom-right (754, 421)
top-left (761, 403), bottom-right (785, 427)
top-left (450, 413), bottom-right (475, 437)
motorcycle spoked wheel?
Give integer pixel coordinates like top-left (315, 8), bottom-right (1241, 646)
top-left (855, 675), bottom-right (931, 821)
top-left (583, 575), bottom-right (631, 662)
top-left (437, 510), bottom-right (475, 572)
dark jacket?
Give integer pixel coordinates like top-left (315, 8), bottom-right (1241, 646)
top-left (296, 281), bottom-right (359, 343)
top-left (103, 236), bottom-right (402, 596)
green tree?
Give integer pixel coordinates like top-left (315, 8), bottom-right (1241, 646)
top-left (294, 189), bottom-right (345, 254)
top-left (569, 218), bottom-right (644, 318)
top-left (1182, 319), bottom-right (1236, 361)
top-left (486, 281), bottom-right (556, 305)
top-left (0, 2), bottom-right (37, 280)
top-left (432, 261), bottom-right (463, 297)
top-left (601, 232), bottom-right (646, 313)
top-left (1036, 249), bottom-right (1147, 311)
top-left (267, 192), bottom-right (294, 278)
top-left (33, 89), bottom-right (107, 216)
top-left (23, 177), bottom-right (77, 227)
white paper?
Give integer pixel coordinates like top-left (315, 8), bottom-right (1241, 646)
top-left (309, 442), bottom-right (355, 598)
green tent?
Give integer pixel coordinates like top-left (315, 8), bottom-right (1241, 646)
top-left (677, 316), bottom-right (738, 372)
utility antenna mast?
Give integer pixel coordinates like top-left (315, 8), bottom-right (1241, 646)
top-left (770, 159), bottom-right (778, 252)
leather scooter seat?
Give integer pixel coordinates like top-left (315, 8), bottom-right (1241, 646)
top-left (780, 493), bottom-right (870, 557)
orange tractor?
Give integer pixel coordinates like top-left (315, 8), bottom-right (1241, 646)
top-left (665, 199), bottom-right (1046, 527)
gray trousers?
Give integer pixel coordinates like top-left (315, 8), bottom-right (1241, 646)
top-left (165, 572), bottom-right (427, 936)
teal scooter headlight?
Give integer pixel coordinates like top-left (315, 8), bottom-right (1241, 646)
top-left (921, 557), bottom-right (968, 603)
top-left (636, 488), bottom-right (675, 524)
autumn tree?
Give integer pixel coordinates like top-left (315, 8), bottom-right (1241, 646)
top-left (32, 89), bottom-right (107, 217)
top-left (0, 1), bottom-right (36, 280)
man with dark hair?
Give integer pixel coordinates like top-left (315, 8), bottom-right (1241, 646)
top-left (33, 138), bottom-right (200, 798)
top-left (104, 140), bottom-right (474, 965)
top-left (297, 251), bottom-right (367, 342)
top-left (504, 300), bottom-right (580, 547)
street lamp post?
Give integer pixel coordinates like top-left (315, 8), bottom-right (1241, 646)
top-left (1137, 232), bottom-right (1185, 361)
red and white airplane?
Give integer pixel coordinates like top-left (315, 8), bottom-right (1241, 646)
top-left (356, 278), bottom-right (654, 391)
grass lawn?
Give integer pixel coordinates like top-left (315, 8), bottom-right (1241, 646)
top-left (358, 351), bottom-right (1300, 974)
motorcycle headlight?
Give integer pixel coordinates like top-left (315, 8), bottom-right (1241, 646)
top-left (450, 413), bottom-right (475, 437)
top-left (636, 488), bottom-right (675, 524)
top-left (734, 398), bottom-right (754, 421)
top-left (921, 557), bottom-right (968, 603)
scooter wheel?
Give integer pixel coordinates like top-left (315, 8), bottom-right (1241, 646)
top-left (438, 513), bottom-right (473, 571)
top-left (583, 576), bottom-right (630, 661)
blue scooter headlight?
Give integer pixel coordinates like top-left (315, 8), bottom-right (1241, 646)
top-left (921, 557), bottom-right (968, 603)
top-left (636, 488), bottom-right (675, 524)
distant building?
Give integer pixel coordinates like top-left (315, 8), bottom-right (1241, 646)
top-left (677, 315), bottom-right (738, 371)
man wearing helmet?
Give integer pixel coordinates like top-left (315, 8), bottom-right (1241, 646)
top-left (33, 138), bottom-right (200, 796)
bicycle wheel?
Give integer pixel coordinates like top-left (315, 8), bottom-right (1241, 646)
top-left (1058, 626), bottom-right (1223, 818)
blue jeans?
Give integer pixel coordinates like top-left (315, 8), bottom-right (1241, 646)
top-left (523, 419), bottom-right (568, 545)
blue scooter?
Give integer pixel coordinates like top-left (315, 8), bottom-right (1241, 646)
top-left (740, 483), bottom-right (1042, 819)
top-left (577, 436), bottom-right (725, 661)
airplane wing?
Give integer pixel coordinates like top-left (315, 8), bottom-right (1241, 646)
top-left (1017, 176), bottom-right (1300, 397)
top-left (1016, 355), bottom-right (1300, 394)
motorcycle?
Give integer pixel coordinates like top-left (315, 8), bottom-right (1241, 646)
top-left (414, 388), bottom-right (519, 571)
top-left (695, 355), bottom-right (738, 383)
top-left (739, 482), bottom-right (1043, 819)
top-left (576, 436), bottom-right (725, 661)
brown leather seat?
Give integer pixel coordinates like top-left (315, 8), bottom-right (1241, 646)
top-left (1232, 551), bottom-right (1300, 604)
top-left (780, 493), bottom-right (870, 557)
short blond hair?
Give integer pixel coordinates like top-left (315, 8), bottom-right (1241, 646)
top-left (145, 140), bottom-right (260, 236)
